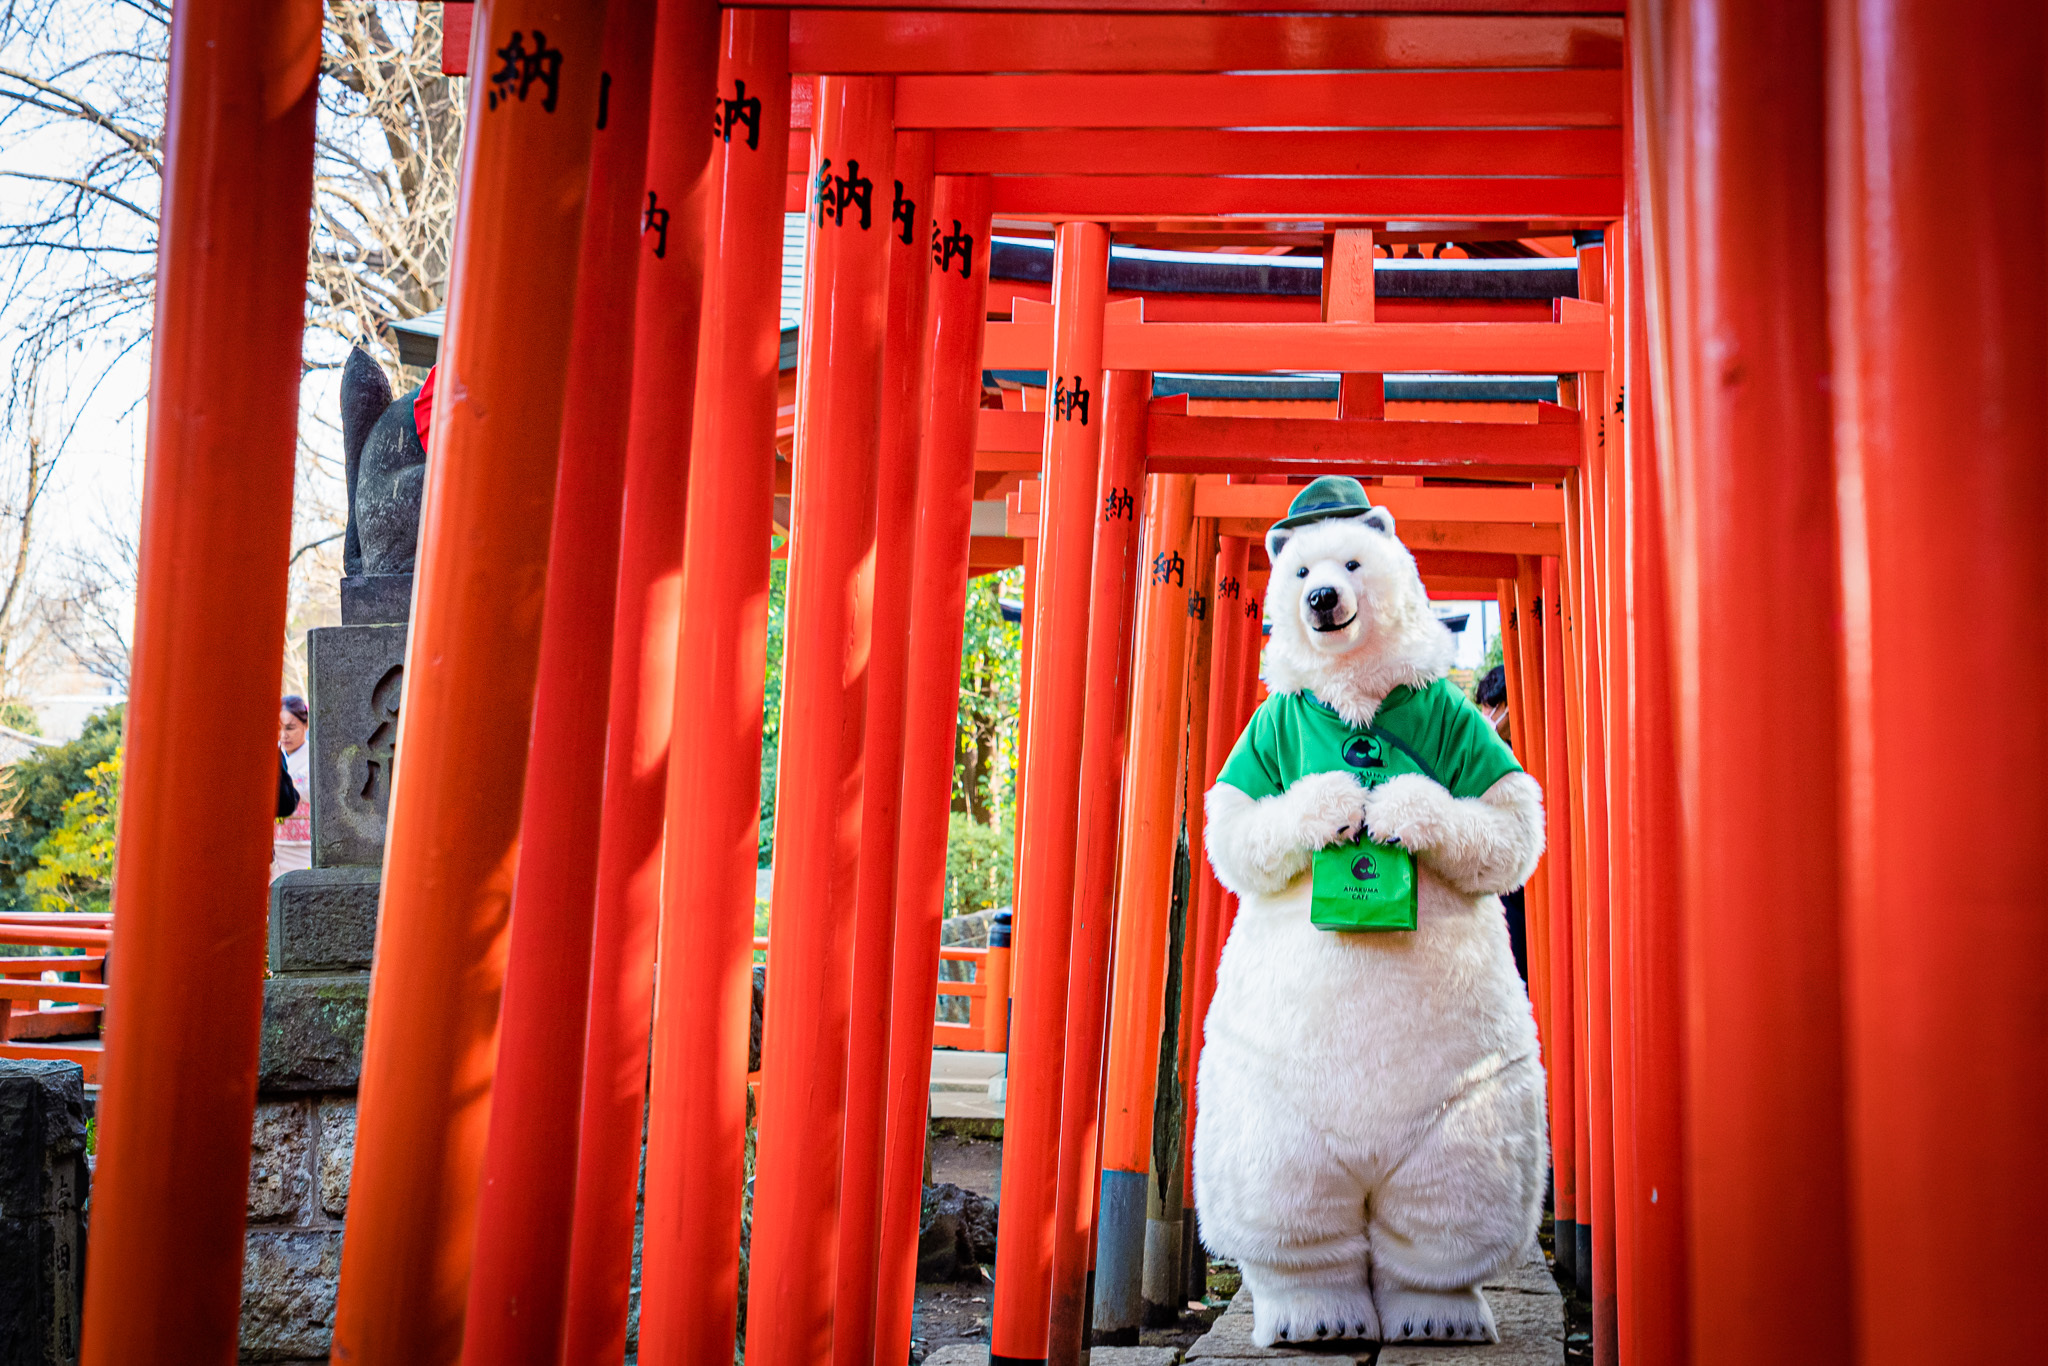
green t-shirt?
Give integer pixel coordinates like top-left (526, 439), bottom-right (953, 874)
top-left (1216, 678), bottom-right (1522, 803)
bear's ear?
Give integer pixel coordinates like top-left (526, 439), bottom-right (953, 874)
top-left (1362, 506), bottom-right (1397, 538)
top-left (1266, 523), bottom-right (1295, 561)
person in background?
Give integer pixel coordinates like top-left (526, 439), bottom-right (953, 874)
top-left (273, 695), bottom-right (312, 880)
top-left (1476, 663), bottom-right (1512, 745)
top-left (1473, 663), bottom-right (1527, 981)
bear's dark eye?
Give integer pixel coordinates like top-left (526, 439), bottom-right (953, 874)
top-left (1295, 567), bottom-right (1308, 578)
top-left (1345, 560), bottom-right (1360, 571)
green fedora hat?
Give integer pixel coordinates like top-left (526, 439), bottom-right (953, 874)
top-left (1271, 475), bottom-right (1374, 531)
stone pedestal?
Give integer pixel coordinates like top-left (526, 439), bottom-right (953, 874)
top-left (307, 623), bottom-right (407, 870)
top-left (244, 624), bottom-right (403, 1359)
top-left (239, 1096), bottom-right (355, 1363)
top-left (0, 1059), bottom-right (86, 1366)
top-left (269, 868), bottom-right (379, 976)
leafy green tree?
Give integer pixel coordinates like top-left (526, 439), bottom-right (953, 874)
top-left (0, 706), bottom-right (123, 917)
top-left (953, 569), bottom-right (1022, 826)
top-left (758, 555), bottom-right (788, 867)
top-left (944, 811), bottom-right (1015, 917)
top-left (756, 559), bottom-right (1026, 889)
top-left (24, 755), bottom-right (119, 914)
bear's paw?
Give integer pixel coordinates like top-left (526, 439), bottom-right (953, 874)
top-left (1284, 769), bottom-right (1372, 850)
top-left (1372, 1284), bottom-right (1500, 1344)
top-left (1360, 771), bottom-right (1458, 853)
top-left (1250, 1284), bottom-right (1381, 1348)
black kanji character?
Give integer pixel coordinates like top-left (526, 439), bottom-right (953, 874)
top-left (488, 30), bottom-right (563, 113)
top-left (933, 218), bottom-right (975, 278)
top-left (715, 79), bottom-right (761, 150)
top-left (1152, 550), bottom-right (1184, 587)
top-left (1102, 486), bottom-right (1134, 522)
top-left (891, 182), bottom-right (917, 245)
top-left (816, 158), bottom-right (873, 229)
top-left (1053, 375), bottom-right (1091, 425)
top-left (1189, 593), bottom-right (1208, 622)
top-left (644, 191), bottom-right (669, 259)
top-left (1219, 575), bottom-right (1240, 600)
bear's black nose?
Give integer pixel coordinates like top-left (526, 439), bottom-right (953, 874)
top-left (1306, 586), bottom-right (1340, 613)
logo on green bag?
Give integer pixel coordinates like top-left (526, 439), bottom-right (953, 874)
top-left (1351, 854), bottom-right (1376, 881)
top-left (1342, 734), bottom-right (1384, 769)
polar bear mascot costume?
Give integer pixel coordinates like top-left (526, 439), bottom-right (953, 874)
top-left (1196, 475), bottom-right (1547, 1347)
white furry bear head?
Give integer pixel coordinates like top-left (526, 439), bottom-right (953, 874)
top-left (1262, 508), bottom-right (1456, 727)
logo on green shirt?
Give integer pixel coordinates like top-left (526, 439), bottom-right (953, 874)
top-left (1341, 733), bottom-right (1386, 770)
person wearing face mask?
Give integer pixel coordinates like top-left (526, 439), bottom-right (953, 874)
top-left (273, 694), bottom-right (312, 880)
top-left (1475, 663), bottom-right (1511, 745)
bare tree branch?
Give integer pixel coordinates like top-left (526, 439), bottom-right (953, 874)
top-left (0, 3), bottom-right (465, 711)
top-left (290, 532), bottom-right (345, 567)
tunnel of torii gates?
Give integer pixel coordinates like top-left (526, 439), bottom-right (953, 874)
top-left (75, 1), bottom-right (2039, 1365)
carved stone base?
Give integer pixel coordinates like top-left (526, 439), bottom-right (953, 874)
top-left (307, 623), bottom-right (407, 870)
top-left (269, 868), bottom-right (379, 975)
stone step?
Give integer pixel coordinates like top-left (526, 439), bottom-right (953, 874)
top-left (925, 1347), bottom-right (1182, 1366)
top-left (1185, 1252), bottom-right (1562, 1365)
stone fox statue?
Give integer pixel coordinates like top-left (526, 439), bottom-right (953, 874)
top-left (338, 346), bottom-right (428, 578)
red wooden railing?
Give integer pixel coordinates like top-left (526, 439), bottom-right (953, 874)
top-left (0, 914), bottom-right (112, 1083)
top-left (0, 914), bottom-right (1011, 1094)
top-left (751, 935), bottom-right (1010, 1056)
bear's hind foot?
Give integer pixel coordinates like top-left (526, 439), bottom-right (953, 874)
top-left (1372, 1283), bottom-right (1499, 1343)
top-left (1242, 1262), bottom-right (1380, 1348)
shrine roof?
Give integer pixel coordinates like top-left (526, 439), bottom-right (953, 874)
top-left (386, 220), bottom-right (1585, 369)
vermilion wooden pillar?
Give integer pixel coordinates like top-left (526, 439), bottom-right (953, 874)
top-left (992, 219), bottom-right (1110, 1366)
top-left (836, 128), bottom-right (935, 1366)
top-left (1510, 561), bottom-right (1553, 1056)
top-left (77, 5), bottom-right (317, 1361)
top-left (1322, 226), bottom-right (1384, 417)
top-left (329, 4), bottom-right (609, 1359)
top-left (558, 0), bottom-right (722, 1357)
top-left (1561, 404), bottom-right (1593, 1300)
top-left (1619, 195), bottom-right (1689, 1365)
top-left (1671, 6), bottom-right (1851, 1363)
top-left (874, 174), bottom-right (996, 1366)
top-left (1537, 553), bottom-right (1579, 1288)
top-left (458, 5), bottom-right (654, 1362)
top-left (1572, 242), bottom-right (1617, 1354)
top-left (632, 13), bottom-right (790, 1365)
top-left (1153, 514), bottom-right (1216, 1313)
top-left (1238, 572), bottom-right (1266, 726)
top-left (745, 74), bottom-right (895, 1366)
top-left (1048, 369), bottom-right (1151, 1366)
top-left (1830, 5), bottom-right (2046, 1359)
top-left (1598, 230), bottom-right (1640, 1360)
top-left (1095, 473), bottom-right (1197, 1340)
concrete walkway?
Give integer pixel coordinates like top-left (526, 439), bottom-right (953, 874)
top-left (920, 1251), bottom-right (1560, 1366)
top-left (1186, 1251), bottom-right (1563, 1365)
top-left (929, 1049), bottom-right (1005, 1120)
top-left (927, 1349), bottom-right (1179, 1366)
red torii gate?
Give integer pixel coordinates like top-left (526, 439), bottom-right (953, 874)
top-left (77, 4), bottom-right (2043, 1366)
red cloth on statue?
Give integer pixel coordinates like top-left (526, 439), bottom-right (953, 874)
top-left (414, 365), bottom-right (438, 449)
